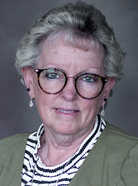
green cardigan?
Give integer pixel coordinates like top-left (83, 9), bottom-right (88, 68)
top-left (0, 123), bottom-right (138, 186)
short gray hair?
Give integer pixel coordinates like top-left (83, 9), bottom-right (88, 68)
top-left (15, 1), bottom-right (125, 84)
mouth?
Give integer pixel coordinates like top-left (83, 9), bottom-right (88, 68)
top-left (55, 108), bottom-right (79, 115)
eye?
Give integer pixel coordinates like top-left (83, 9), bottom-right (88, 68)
top-left (82, 75), bottom-right (96, 83)
top-left (46, 72), bottom-right (59, 79)
top-left (43, 69), bottom-right (65, 80)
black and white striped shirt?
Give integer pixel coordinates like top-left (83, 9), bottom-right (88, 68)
top-left (21, 115), bottom-right (106, 186)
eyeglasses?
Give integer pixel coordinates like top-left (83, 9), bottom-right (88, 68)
top-left (35, 68), bottom-right (108, 99)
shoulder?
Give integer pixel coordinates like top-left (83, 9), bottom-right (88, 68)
top-left (103, 124), bottom-right (138, 186)
top-left (0, 134), bottom-right (30, 185)
top-left (104, 122), bottom-right (138, 145)
top-left (0, 133), bottom-right (30, 158)
top-left (92, 122), bottom-right (138, 166)
top-left (0, 133), bottom-right (30, 148)
top-left (70, 123), bottom-right (138, 186)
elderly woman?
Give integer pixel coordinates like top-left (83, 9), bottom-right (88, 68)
top-left (0, 1), bottom-right (138, 186)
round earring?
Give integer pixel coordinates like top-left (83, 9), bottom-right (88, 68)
top-left (29, 98), bottom-right (33, 107)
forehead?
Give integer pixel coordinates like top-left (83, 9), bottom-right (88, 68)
top-left (38, 34), bottom-right (105, 75)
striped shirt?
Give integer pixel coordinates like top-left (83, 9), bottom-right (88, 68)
top-left (21, 115), bottom-right (106, 186)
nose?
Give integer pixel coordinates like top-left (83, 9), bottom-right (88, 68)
top-left (60, 76), bottom-right (77, 101)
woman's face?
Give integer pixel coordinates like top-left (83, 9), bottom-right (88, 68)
top-left (23, 38), bottom-right (114, 137)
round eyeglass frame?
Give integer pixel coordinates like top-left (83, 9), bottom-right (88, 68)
top-left (35, 68), bottom-right (108, 100)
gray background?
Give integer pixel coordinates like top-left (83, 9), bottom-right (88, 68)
top-left (0, 0), bottom-right (138, 139)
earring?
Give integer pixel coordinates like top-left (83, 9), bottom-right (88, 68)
top-left (101, 98), bottom-right (107, 116)
top-left (101, 106), bottom-right (105, 116)
top-left (29, 98), bottom-right (33, 107)
top-left (27, 88), bottom-right (33, 107)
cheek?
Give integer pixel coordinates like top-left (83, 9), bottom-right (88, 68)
top-left (81, 96), bottom-right (103, 117)
top-left (35, 92), bottom-right (51, 109)
top-left (35, 91), bottom-right (59, 116)
top-left (35, 93), bottom-right (54, 124)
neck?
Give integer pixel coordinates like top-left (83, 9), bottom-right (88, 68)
top-left (37, 125), bottom-right (94, 167)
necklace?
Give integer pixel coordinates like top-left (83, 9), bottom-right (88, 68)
top-left (31, 154), bottom-right (74, 186)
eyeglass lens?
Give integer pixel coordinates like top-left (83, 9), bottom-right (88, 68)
top-left (39, 68), bottom-right (66, 94)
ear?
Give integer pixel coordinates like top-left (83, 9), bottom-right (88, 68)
top-left (103, 77), bottom-right (115, 100)
top-left (21, 67), bottom-right (35, 98)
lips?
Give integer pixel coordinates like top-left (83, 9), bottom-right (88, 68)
top-left (55, 108), bottom-right (79, 114)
